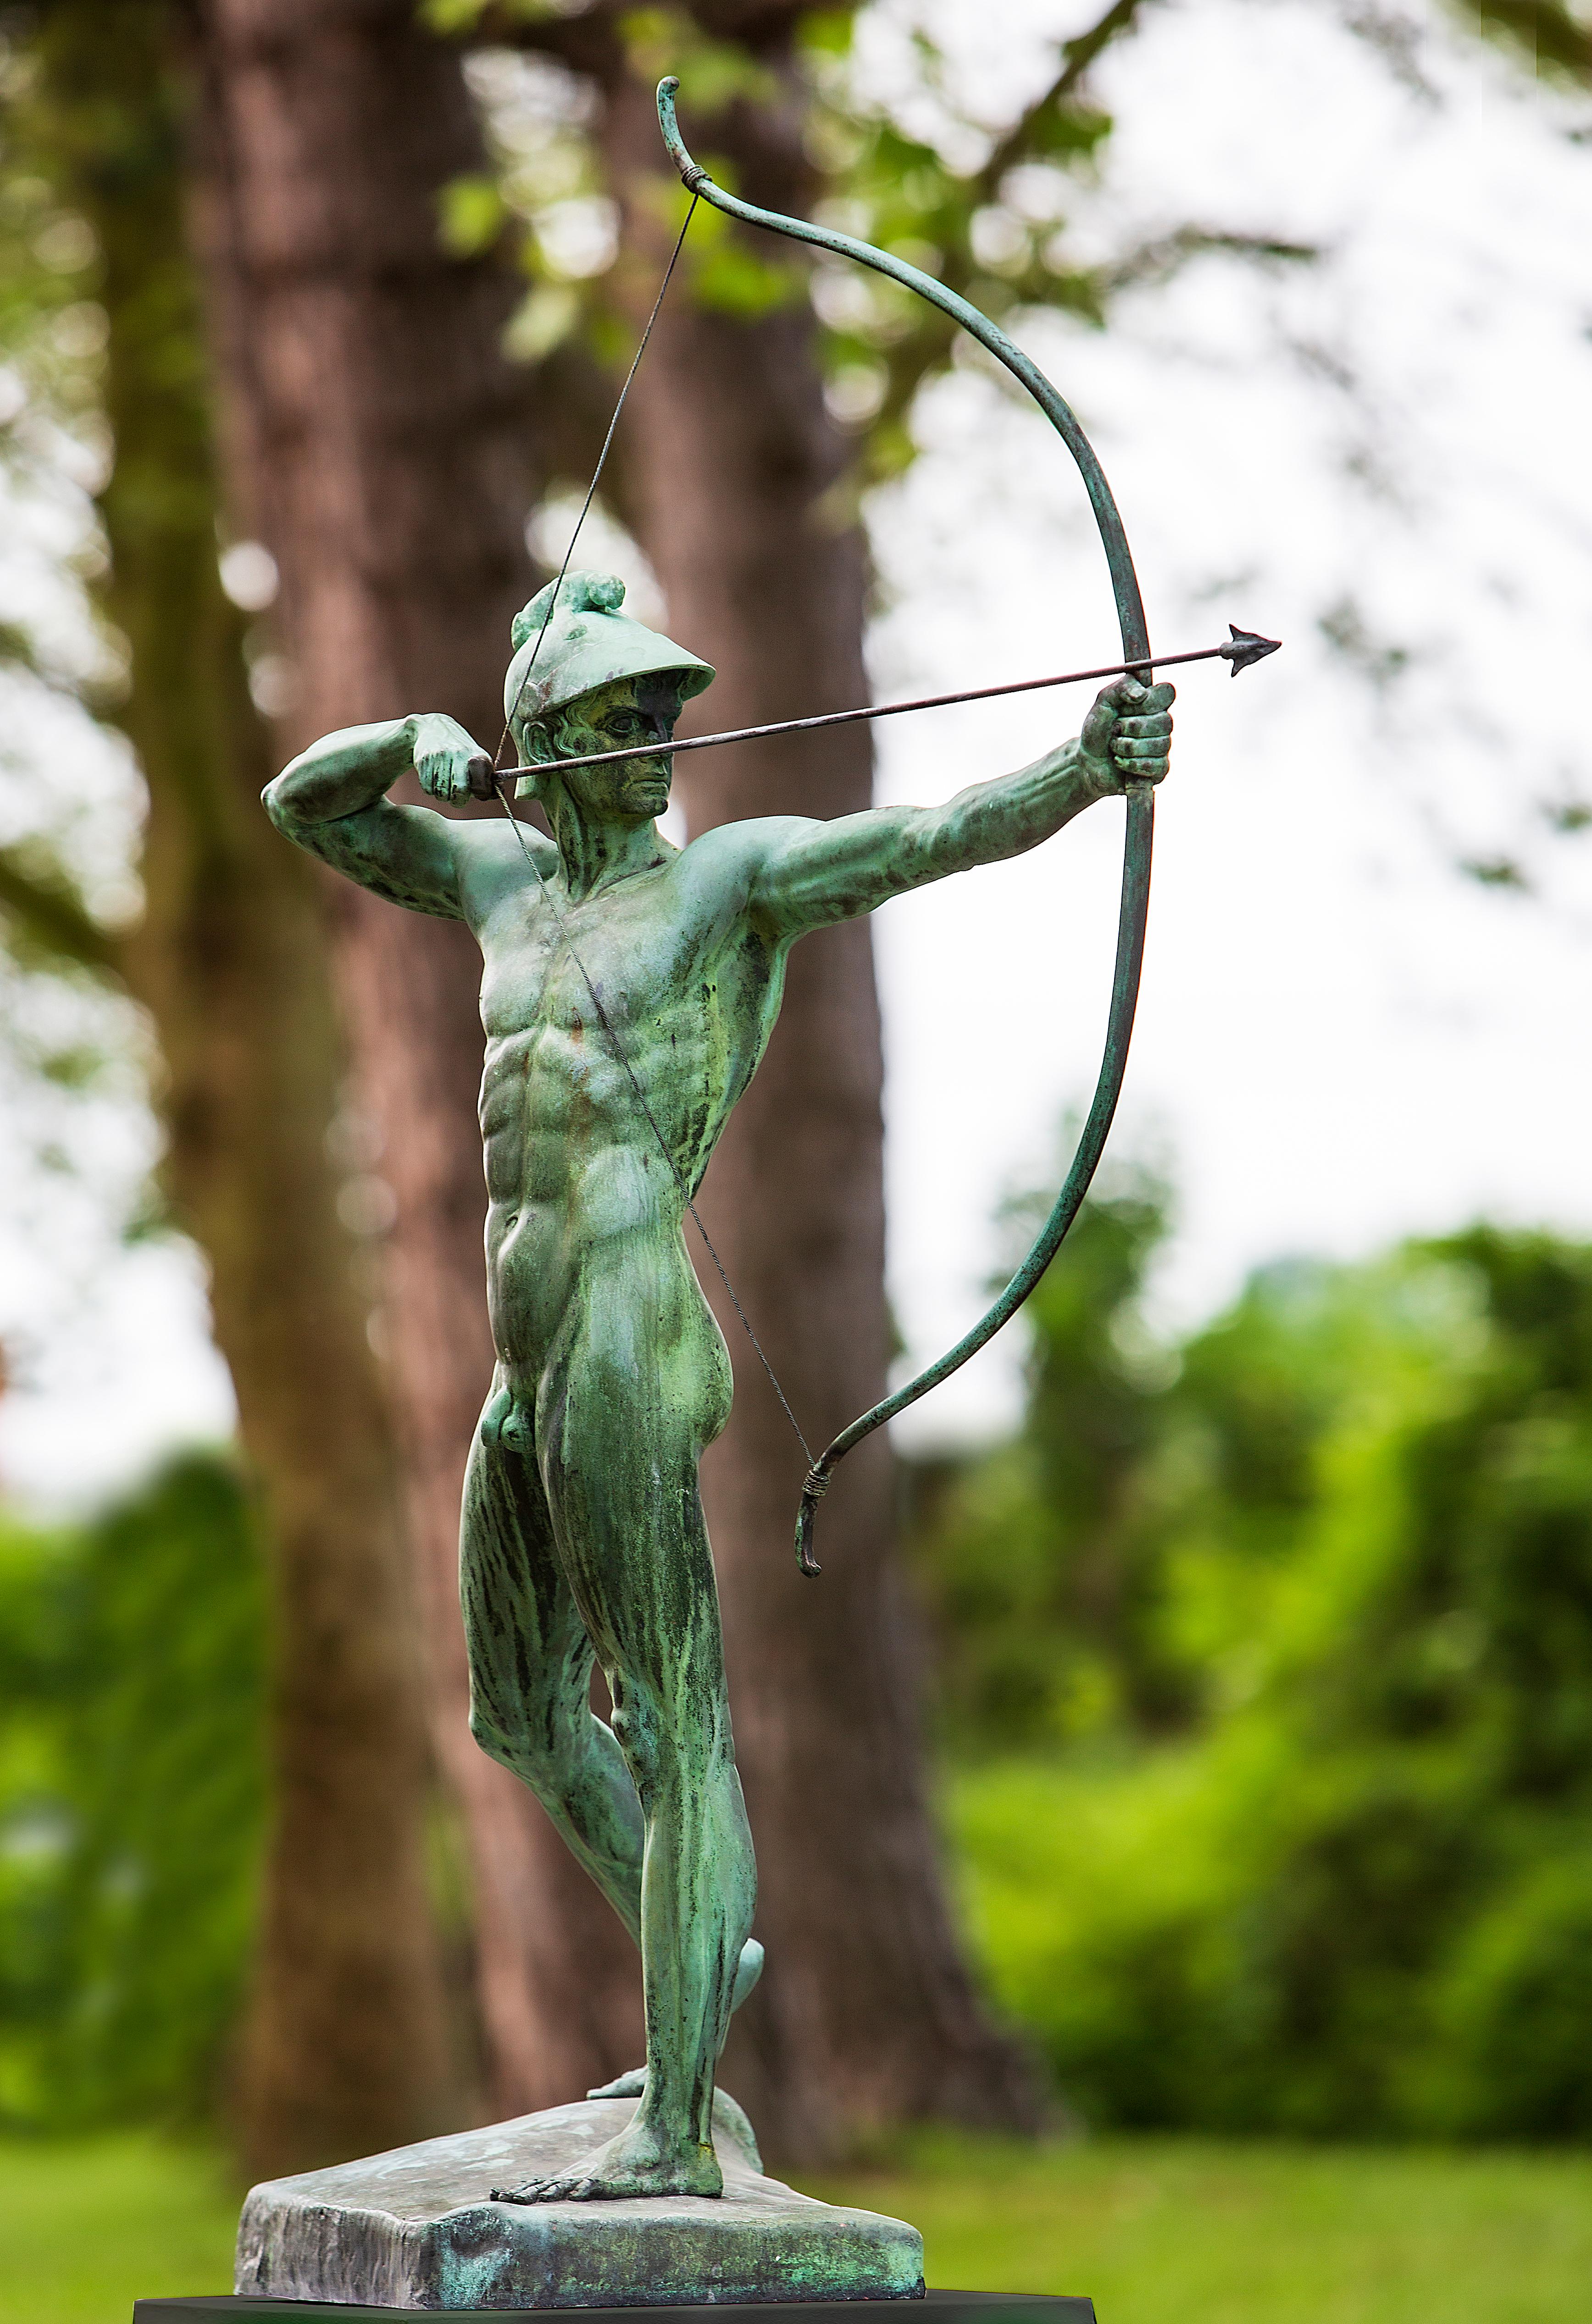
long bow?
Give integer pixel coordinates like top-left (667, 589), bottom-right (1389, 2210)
top-left (657, 80), bottom-right (1161, 1576)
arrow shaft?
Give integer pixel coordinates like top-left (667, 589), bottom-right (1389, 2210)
top-left (501, 640), bottom-right (1227, 784)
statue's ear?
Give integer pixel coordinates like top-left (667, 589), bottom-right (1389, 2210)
top-left (517, 711), bottom-right (581, 799)
top-left (509, 718), bottom-right (546, 795)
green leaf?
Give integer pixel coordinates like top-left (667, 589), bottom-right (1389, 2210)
top-left (438, 174), bottom-right (507, 259)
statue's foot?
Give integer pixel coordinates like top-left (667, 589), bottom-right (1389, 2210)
top-left (492, 2119), bottom-right (723, 2204)
top-left (585, 1940), bottom-right (765, 2103)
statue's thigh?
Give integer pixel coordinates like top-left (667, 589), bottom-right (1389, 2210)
top-left (460, 1415), bottom-right (593, 1739)
top-left (539, 1284), bottom-right (727, 1711)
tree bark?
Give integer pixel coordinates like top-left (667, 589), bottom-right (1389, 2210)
top-left (597, 59), bottom-right (1042, 2157)
top-left (190, 0), bottom-right (643, 2120)
top-left (34, 0), bottom-right (459, 2178)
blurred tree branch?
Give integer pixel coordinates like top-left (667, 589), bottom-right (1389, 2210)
top-left (0, 840), bottom-right (119, 976)
top-left (1457, 0), bottom-right (1592, 82)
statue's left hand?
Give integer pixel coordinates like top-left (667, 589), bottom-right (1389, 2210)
top-left (407, 712), bottom-right (487, 805)
top-left (1078, 676), bottom-right (1175, 797)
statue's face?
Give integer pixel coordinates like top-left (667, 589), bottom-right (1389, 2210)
top-left (558, 677), bottom-right (684, 825)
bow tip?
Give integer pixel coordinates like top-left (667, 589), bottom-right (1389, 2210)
top-left (795, 1463), bottom-right (831, 1577)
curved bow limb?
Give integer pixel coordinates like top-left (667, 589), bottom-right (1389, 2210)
top-left (656, 78), bottom-right (1158, 1575)
top-left (658, 80), bottom-right (1150, 670)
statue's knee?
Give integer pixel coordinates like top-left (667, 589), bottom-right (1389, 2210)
top-left (468, 1699), bottom-right (518, 1773)
top-left (472, 1691), bottom-right (588, 1804)
top-left (608, 1689), bottom-right (664, 1796)
top-left (609, 1681), bottom-right (726, 1802)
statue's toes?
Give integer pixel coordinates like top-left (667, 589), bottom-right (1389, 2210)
top-left (494, 2176), bottom-right (567, 2206)
top-left (586, 2065), bottom-right (647, 2100)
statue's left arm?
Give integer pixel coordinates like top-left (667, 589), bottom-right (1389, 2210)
top-left (748, 677), bottom-right (1172, 937)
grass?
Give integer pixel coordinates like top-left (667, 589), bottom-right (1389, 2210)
top-left (805, 2133), bottom-right (1592, 2324)
top-left (5, 2129), bottom-right (1592, 2323)
top-left (0, 2132), bottom-right (239, 2324)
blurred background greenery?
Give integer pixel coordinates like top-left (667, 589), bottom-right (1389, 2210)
top-left (2, 0), bottom-right (1592, 2317)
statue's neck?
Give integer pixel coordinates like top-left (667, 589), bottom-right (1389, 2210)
top-left (550, 799), bottom-right (667, 901)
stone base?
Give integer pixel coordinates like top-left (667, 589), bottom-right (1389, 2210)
top-left (139, 2296), bottom-right (1093, 2323)
top-left (231, 2093), bottom-right (924, 2310)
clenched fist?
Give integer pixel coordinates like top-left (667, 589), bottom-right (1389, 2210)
top-left (407, 711), bottom-right (494, 805)
top-left (1078, 675), bottom-right (1174, 797)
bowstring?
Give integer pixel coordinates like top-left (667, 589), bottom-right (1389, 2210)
top-left (491, 194), bottom-right (699, 772)
top-left (487, 192), bottom-right (815, 1469)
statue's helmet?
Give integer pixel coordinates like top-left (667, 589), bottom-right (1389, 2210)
top-left (504, 570), bottom-right (713, 795)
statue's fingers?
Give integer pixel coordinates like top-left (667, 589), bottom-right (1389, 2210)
top-left (1143, 681), bottom-right (1175, 713)
top-left (1113, 734), bottom-right (1171, 758)
top-left (1115, 716), bottom-right (1173, 742)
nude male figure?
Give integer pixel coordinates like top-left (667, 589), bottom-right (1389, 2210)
top-left (264, 572), bottom-right (1173, 2203)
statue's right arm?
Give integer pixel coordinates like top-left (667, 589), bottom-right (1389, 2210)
top-left (262, 713), bottom-right (475, 919)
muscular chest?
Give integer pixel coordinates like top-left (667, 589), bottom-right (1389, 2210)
top-left (477, 869), bottom-right (697, 1042)
top-left (472, 856), bottom-right (788, 1190)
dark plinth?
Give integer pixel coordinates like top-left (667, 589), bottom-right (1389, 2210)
top-left (134, 2297), bottom-right (1094, 2324)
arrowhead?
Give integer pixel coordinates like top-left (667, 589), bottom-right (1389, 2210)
top-left (1222, 624), bottom-right (1282, 676)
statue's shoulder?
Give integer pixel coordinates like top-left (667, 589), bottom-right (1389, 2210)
top-left (450, 813), bottom-right (556, 919)
top-left (675, 814), bottom-right (817, 888)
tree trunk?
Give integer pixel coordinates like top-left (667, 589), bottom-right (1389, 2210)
top-left (190, 0), bottom-right (643, 2120)
top-left (35, 0), bottom-right (458, 2178)
top-left (598, 62), bottom-right (1042, 2158)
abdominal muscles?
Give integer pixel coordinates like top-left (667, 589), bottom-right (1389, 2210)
top-left (480, 1028), bottom-right (704, 1373)
top-left (475, 923), bottom-right (778, 1385)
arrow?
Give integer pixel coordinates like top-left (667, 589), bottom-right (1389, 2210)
top-left (466, 626), bottom-right (1281, 796)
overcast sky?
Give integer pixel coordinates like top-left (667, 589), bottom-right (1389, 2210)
top-left (0, 0), bottom-right (1588, 1502)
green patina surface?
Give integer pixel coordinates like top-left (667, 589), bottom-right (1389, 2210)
top-left (233, 2094), bottom-right (924, 2307)
top-left (263, 573), bottom-right (1171, 2221)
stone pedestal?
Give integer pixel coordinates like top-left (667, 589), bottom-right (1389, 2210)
top-left (231, 2093), bottom-right (924, 2310)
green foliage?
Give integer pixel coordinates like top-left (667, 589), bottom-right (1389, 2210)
top-left (1457, 0), bottom-right (1592, 85)
top-left (796, 6), bottom-right (1123, 477)
top-left (0, 28), bottom-right (132, 984)
top-left (916, 1199), bottom-right (1592, 2140)
top-left (438, 171), bottom-right (509, 258)
top-left (620, 10), bottom-right (778, 116)
top-left (450, 0), bottom-right (1254, 489)
top-left (913, 1164), bottom-right (1182, 1750)
top-left (0, 1453), bottom-right (266, 2129)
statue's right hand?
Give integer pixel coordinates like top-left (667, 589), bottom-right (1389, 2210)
top-left (408, 712), bottom-right (488, 805)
